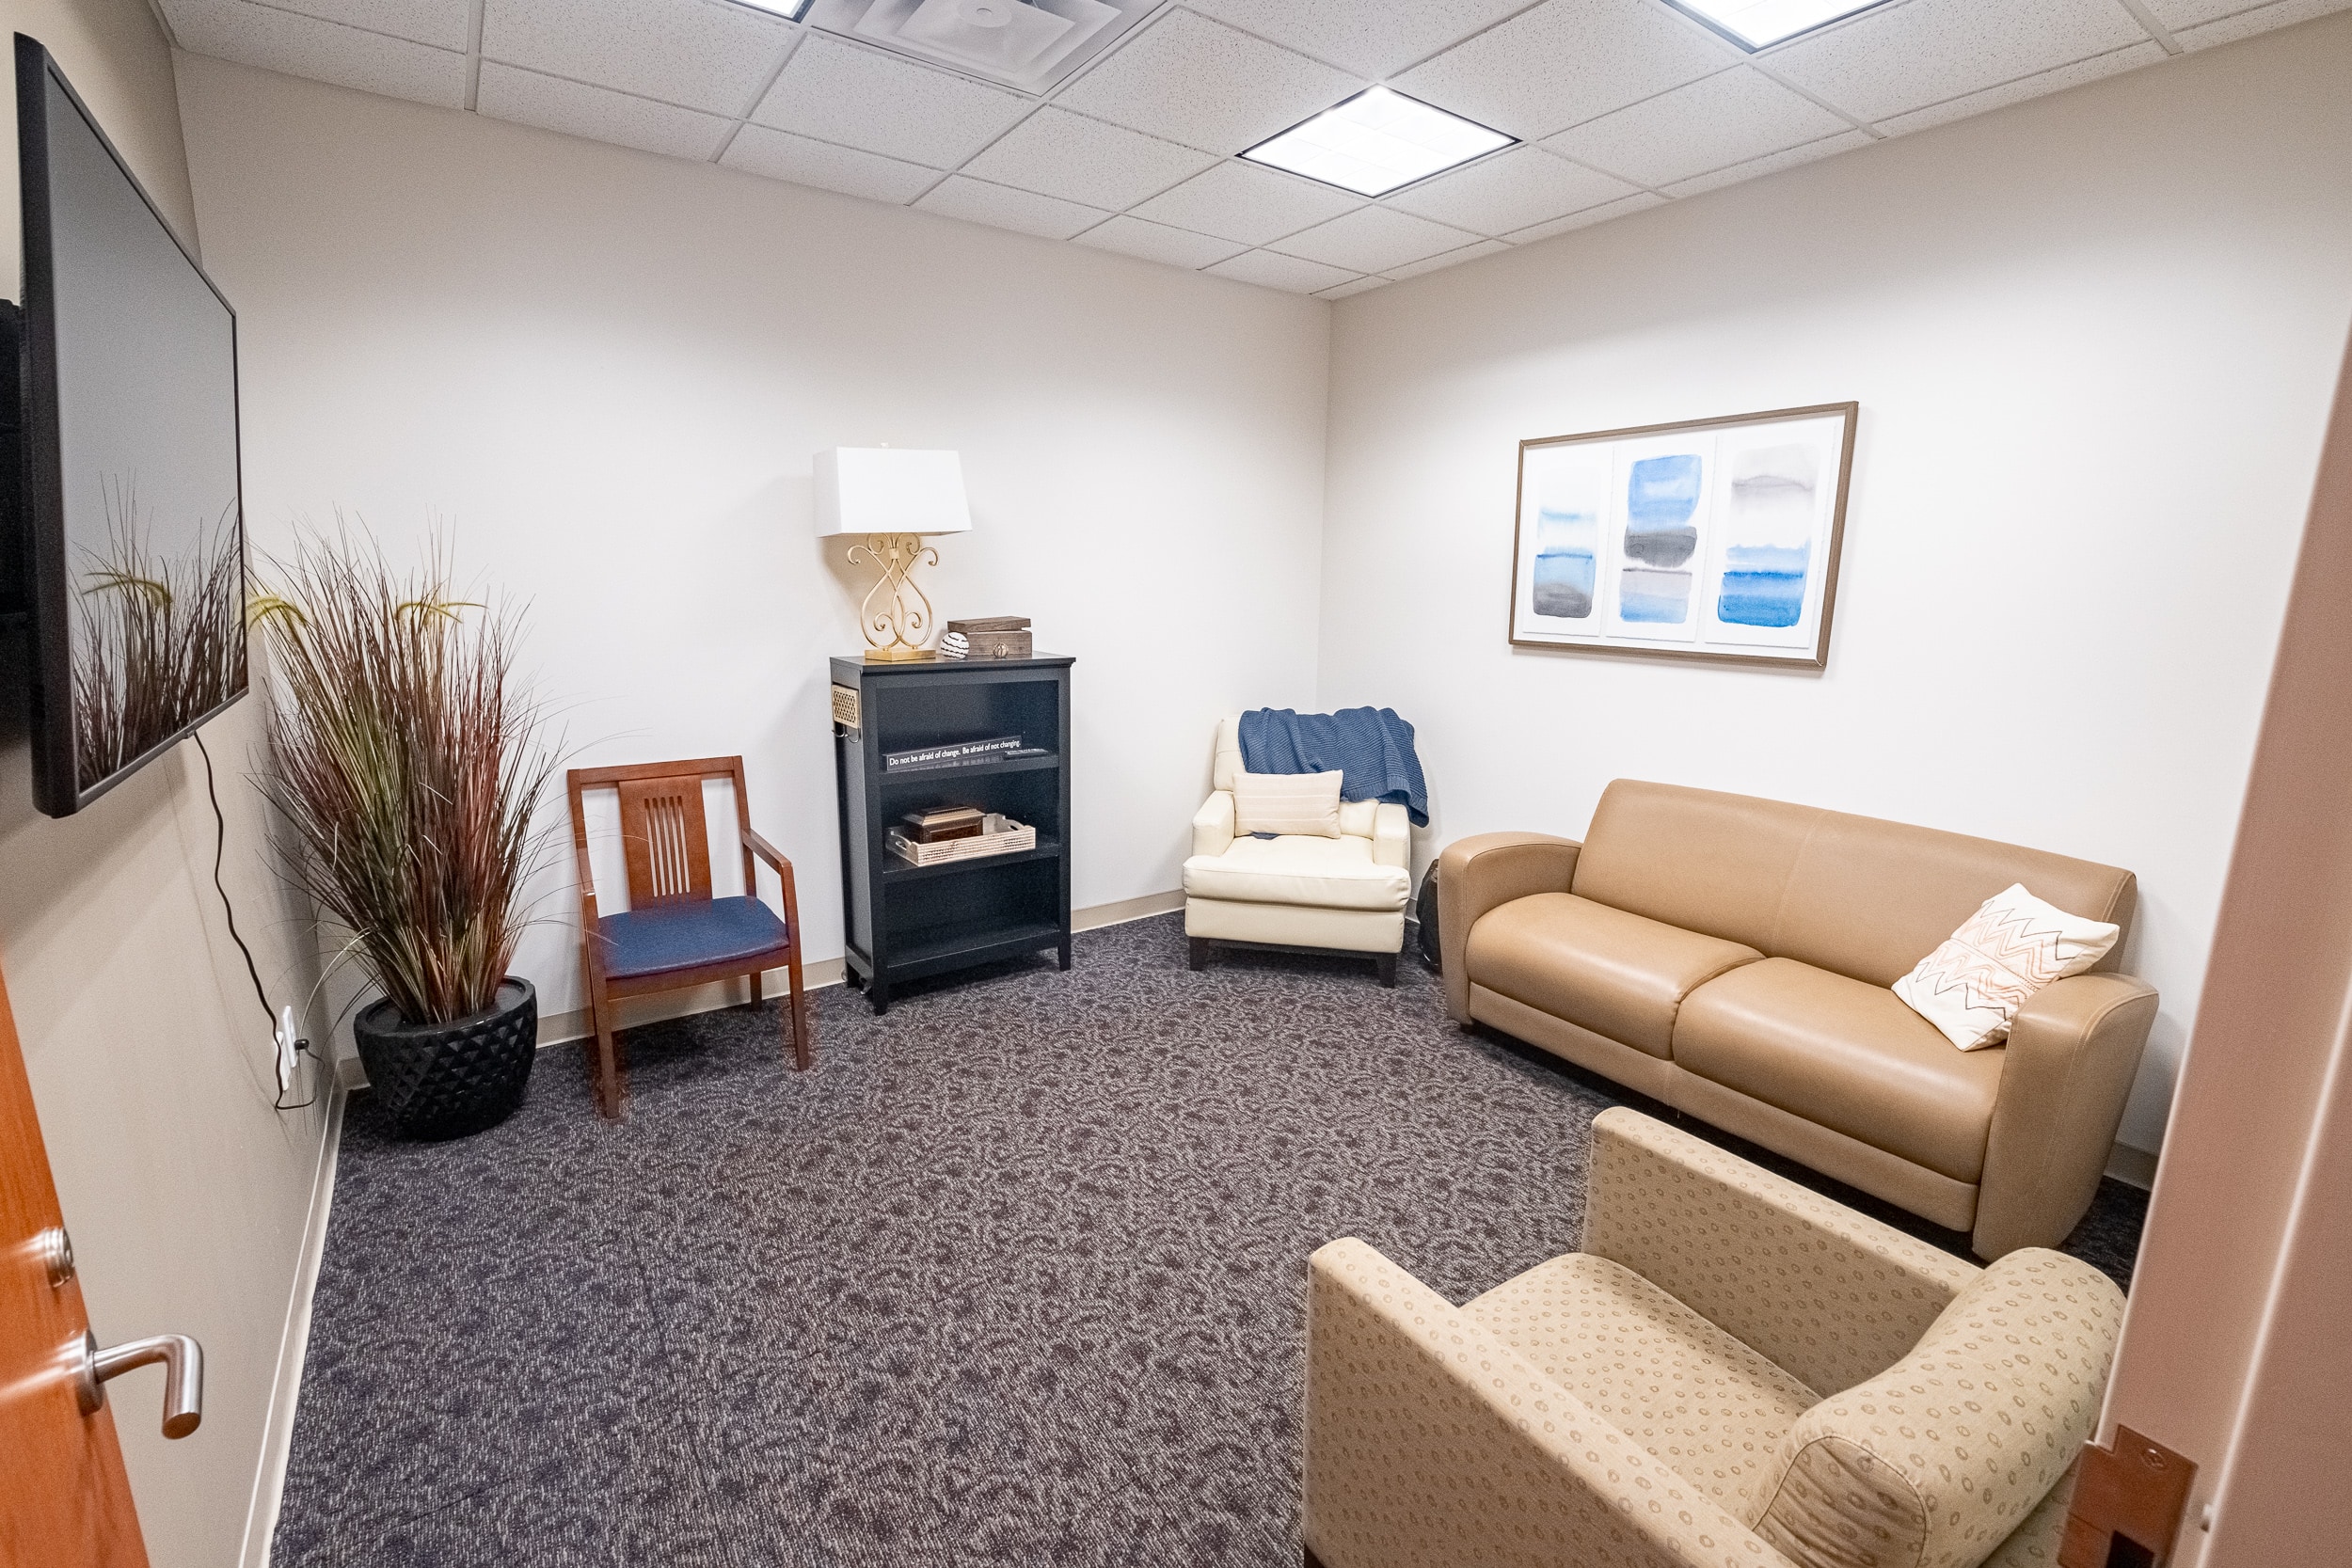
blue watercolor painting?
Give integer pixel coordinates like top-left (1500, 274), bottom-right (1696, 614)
top-left (1618, 452), bottom-right (1703, 625)
top-left (1532, 504), bottom-right (1598, 617)
top-left (1715, 444), bottom-right (1819, 630)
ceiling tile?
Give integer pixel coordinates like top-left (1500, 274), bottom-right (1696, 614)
top-left (1383, 238), bottom-right (1510, 278)
top-left (1392, 0), bottom-right (1736, 139)
top-left (226, 0), bottom-right (471, 50)
top-left (480, 0), bottom-right (797, 116)
top-left (1204, 249), bottom-right (1360, 293)
top-left (1054, 9), bottom-right (1361, 153)
top-left (1544, 66), bottom-right (1851, 188)
top-left (1127, 158), bottom-right (1361, 245)
top-left (1384, 146), bottom-right (1637, 235)
top-left (1767, 0), bottom-right (2146, 124)
top-left (1660, 129), bottom-right (1872, 198)
top-left (723, 124), bottom-right (942, 203)
top-left (476, 62), bottom-right (733, 159)
top-left (1877, 42), bottom-right (2166, 135)
top-left (2141, 0), bottom-right (2298, 25)
top-left (2176, 0), bottom-right (2352, 49)
top-left (1317, 275), bottom-right (1391, 299)
top-left (1270, 204), bottom-right (1484, 272)
top-left (914, 176), bottom-right (1111, 241)
top-left (163, 1), bottom-right (467, 107)
top-left (1184, 0), bottom-right (1535, 80)
top-left (749, 35), bottom-right (1029, 169)
top-left (959, 106), bottom-right (1219, 211)
top-left (1073, 214), bottom-right (1249, 268)
top-left (1502, 190), bottom-right (1666, 243)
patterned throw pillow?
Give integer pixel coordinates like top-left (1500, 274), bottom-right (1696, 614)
top-left (1231, 769), bottom-right (1343, 837)
top-left (1893, 884), bottom-right (2120, 1050)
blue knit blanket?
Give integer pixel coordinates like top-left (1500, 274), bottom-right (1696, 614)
top-left (1238, 707), bottom-right (1428, 827)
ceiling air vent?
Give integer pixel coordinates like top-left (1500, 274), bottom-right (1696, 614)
top-left (805, 0), bottom-right (1166, 94)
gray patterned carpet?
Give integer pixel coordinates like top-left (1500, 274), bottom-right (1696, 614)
top-left (275, 912), bottom-right (2146, 1566)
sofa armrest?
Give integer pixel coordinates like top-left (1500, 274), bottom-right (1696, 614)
top-left (1973, 972), bottom-right (2159, 1259)
top-left (1192, 790), bottom-right (1235, 860)
top-left (1436, 832), bottom-right (1581, 1022)
top-left (1306, 1237), bottom-right (1796, 1568)
top-left (1581, 1108), bottom-right (1979, 1396)
top-left (1371, 802), bottom-right (1409, 870)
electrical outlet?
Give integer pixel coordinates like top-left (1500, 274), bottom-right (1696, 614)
top-left (275, 1004), bottom-right (300, 1089)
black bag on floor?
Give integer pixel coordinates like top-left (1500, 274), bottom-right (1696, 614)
top-left (1416, 864), bottom-right (1441, 971)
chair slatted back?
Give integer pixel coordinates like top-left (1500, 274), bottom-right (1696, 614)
top-left (567, 755), bottom-right (758, 916)
top-left (618, 777), bottom-right (711, 908)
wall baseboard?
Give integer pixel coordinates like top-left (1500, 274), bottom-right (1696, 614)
top-left (2106, 1141), bottom-right (2159, 1191)
top-left (239, 1078), bottom-right (346, 1568)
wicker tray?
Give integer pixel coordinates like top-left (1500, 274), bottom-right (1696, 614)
top-left (888, 818), bottom-right (1037, 867)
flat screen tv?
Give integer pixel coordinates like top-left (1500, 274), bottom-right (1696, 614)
top-left (4, 34), bottom-right (246, 817)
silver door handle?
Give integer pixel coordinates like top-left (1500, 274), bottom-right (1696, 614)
top-left (76, 1330), bottom-right (203, 1439)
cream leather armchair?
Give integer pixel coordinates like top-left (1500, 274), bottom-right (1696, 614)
top-left (1184, 716), bottom-right (1412, 985)
top-left (1304, 1108), bottom-right (2121, 1568)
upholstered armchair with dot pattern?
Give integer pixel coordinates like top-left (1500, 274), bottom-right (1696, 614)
top-left (1303, 1108), bottom-right (2120, 1568)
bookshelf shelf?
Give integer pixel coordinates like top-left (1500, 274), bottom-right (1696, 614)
top-left (830, 654), bottom-right (1073, 1014)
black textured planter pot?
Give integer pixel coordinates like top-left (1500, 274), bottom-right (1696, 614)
top-left (353, 977), bottom-right (536, 1140)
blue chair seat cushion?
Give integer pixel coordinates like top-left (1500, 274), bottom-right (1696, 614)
top-left (597, 895), bottom-right (789, 982)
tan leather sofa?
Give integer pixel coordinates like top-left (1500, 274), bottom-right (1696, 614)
top-left (1305, 1108), bottom-right (2121, 1568)
top-left (1438, 782), bottom-right (2157, 1258)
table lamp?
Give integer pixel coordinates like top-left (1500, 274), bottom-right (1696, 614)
top-left (815, 447), bottom-right (973, 661)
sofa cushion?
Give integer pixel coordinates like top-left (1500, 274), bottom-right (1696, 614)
top-left (1181, 833), bottom-right (1409, 911)
top-left (1754, 1250), bottom-right (2122, 1568)
top-left (1675, 958), bottom-right (2005, 1183)
top-left (1466, 893), bottom-right (1761, 1058)
top-left (1465, 1251), bottom-right (1817, 1524)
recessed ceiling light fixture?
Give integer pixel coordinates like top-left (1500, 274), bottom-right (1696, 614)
top-left (1240, 87), bottom-right (1514, 198)
top-left (1661, 0), bottom-right (1894, 51)
top-left (731, 0), bottom-right (816, 17)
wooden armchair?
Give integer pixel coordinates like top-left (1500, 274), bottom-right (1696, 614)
top-left (567, 756), bottom-right (811, 1119)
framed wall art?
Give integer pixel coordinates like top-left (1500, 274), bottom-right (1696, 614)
top-left (1508, 403), bottom-right (1857, 669)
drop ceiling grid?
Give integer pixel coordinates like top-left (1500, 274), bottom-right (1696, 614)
top-left (146, 0), bottom-right (2343, 293)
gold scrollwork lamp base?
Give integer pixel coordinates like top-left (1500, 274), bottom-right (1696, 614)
top-left (847, 533), bottom-right (942, 661)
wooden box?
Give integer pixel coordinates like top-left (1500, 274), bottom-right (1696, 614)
top-left (947, 617), bottom-right (1032, 660)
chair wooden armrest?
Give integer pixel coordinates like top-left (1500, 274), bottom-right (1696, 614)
top-left (742, 826), bottom-right (794, 876)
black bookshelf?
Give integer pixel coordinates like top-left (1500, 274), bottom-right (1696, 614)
top-left (830, 653), bottom-right (1073, 1014)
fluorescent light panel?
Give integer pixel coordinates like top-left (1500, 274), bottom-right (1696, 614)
top-left (1240, 87), bottom-right (1513, 198)
top-left (1663, 0), bottom-right (1892, 50)
top-left (731, 0), bottom-right (815, 18)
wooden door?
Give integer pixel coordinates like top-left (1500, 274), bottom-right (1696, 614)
top-left (0, 953), bottom-right (149, 1567)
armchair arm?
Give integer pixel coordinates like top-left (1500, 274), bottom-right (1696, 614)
top-left (1306, 1237), bottom-right (1796, 1568)
top-left (742, 826), bottom-right (794, 876)
top-left (1371, 802), bottom-right (1409, 870)
top-left (1191, 790), bottom-right (1235, 860)
top-left (1581, 1107), bottom-right (1979, 1396)
top-left (1436, 832), bottom-right (1581, 1022)
top-left (1974, 972), bottom-right (2160, 1259)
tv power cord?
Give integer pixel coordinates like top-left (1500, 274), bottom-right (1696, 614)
top-left (193, 731), bottom-right (316, 1111)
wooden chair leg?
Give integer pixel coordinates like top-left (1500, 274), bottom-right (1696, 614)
top-left (1376, 951), bottom-right (1398, 988)
top-left (589, 1009), bottom-right (626, 1121)
top-left (1188, 937), bottom-right (1210, 973)
top-left (784, 952), bottom-right (813, 1071)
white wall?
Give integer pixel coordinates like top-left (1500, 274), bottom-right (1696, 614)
top-left (0, 4), bottom-right (334, 1566)
top-left (171, 54), bottom-right (1332, 1030)
top-left (1318, 13), bottom-right (2352, 1156)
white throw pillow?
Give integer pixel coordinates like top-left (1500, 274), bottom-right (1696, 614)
top-left (1231, 770), bottom-right (1343, 838)
top-left (1894, 883), bottom-right (2121, 1050)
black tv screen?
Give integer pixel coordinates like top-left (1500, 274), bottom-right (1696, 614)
top-left (9, 34), bottom-right (246, 816)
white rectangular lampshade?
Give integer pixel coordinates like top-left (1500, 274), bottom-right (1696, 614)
top-left (814, 447), bottom-right (973, 537)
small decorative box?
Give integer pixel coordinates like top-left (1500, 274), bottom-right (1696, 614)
top-left (946, 617), bottom-right (1033, 659)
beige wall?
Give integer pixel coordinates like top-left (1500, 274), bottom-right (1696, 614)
top-left (169, 53), bottom-right (1333, 1033)
top-left (1315, 14), bottom-right (2352, 1158)
top-left (0, 3), bottom-right (332, 1566)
